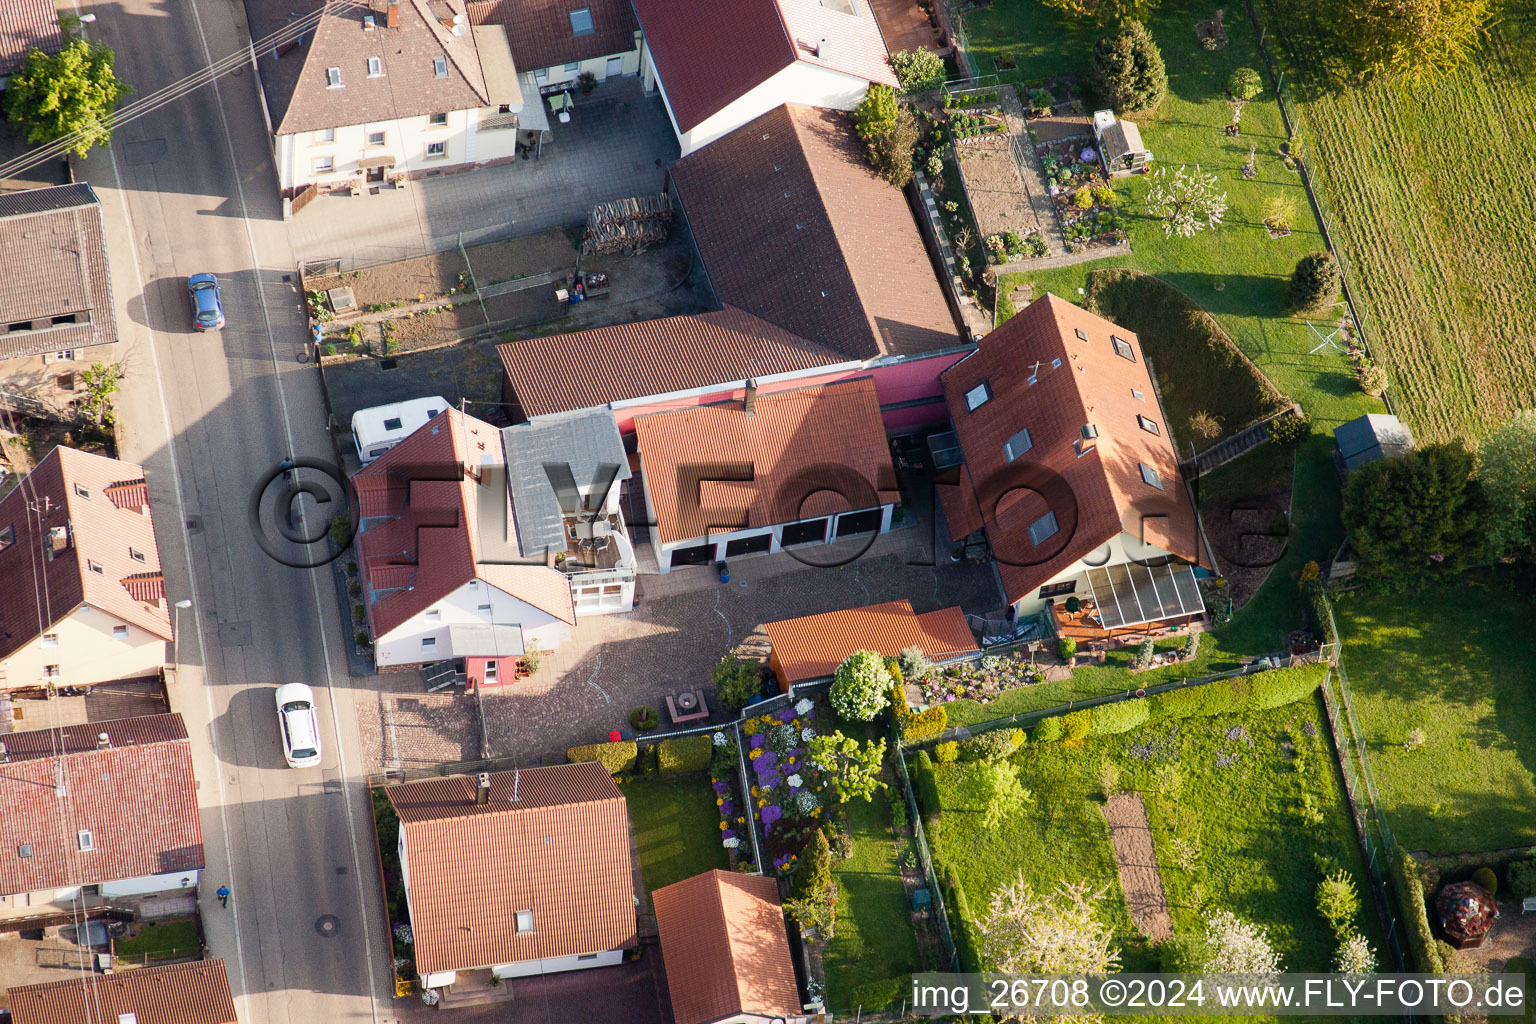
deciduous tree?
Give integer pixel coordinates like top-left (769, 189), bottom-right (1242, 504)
top-left (890, 47), bottom-right (945, 94)
top-left (979, 877), bottom-right (1120, 1020)
top-left (1324, 0), bottom-right (1497, 83)
top-left (1145, 165), bottom-right (1227, 238)
top-left (850, 84), bottom-right (920, 188)
top-left (1044, 0), bottom-right (1161, 24)
top-left (711, 655), bottom-right (763, 710)
top-left (1190, 909), bottom-right (1283, 976)
top-left (807, 730), bottom-right (887, 804)
top-left (1477, 411), bottom-right (1536, 560)
top-left (974, 760), bottom-right (1033, 828)
top-left (3, 39), bottom-right (132, 157)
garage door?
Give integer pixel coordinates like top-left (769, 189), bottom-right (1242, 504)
top-left (780, 518), bottom-right (829, 547)
top-left (835, 508), bottom-right (883, 538)
top-left (724, 533), bottom-right (773, 557)
top-left (668, 541), bottom-right (715, 568)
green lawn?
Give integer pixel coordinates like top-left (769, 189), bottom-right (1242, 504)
top-left (114, 917), bottom-right (200, 960)
top-left (931, 687), bottom-right (1379, 980)
top-left (822, 789), bottom-right (922, 1014)
top-left (1332, 570), bottom-right (1536, 854)
top-left (622, 774), bottom-right (727, 908)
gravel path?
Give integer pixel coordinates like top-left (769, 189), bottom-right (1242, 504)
top-left (1103, 791), bottom-right (1174, 941)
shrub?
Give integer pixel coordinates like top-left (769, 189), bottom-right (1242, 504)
top-left (1317, 870), bottom-right (1362, 938)
top-left (1290, 251), bottom-right (1340, 313)
top-left (1247, 664), bottom-right (1327, 711)
top-left (852, 84), bottom-right (920, 188)
top-left (353, 604), bottom-right (366, 624)
top-left (712, 654), bottom-right (764, 710)
top-left (959, 727), bottom-right (1023, 761)
top-left (330, 514), bottom-right (354, 549)
top-left (629, 707), bottom-right (659, 732)
top-left (1269, 411), bottom-right (1314, 447)
top-left (1227, 67), bottom-right (1263, 99)
top-left (831, 650), bottom-right (892, 721)
top-left (899, 645), bottom-right (932, 680)
top-left (1089, 698), bottom-right (1149, 736)
top-left (925, 152), bottom-right (944, 178)
top-left (1302, 577), bottom-right (1337, 646)
top-left (770, 722), bottom-right (798, 755)
top-left (1073, 187), bottom-right (1095, 210)
top-left (1132, 637), bottom-right (1156, 669)
top-left (1472, 866), bottom-right (1498, 894)
top-left (943, 866), bottom-right (984, 973)
top-left (658, 735), bottom-right (712, 774)
top-left (1059, 637), bottom-right (1078, 660)
top-left (1356, 362), bottom-right (1389, 397)
top-left (355, 630), bottom-right (371, 648)
top-left (1061, 709), bottom-right (1092, 742)
top-left (904, 705), bottom-right (948, 743)
top-left (891, 46), bottom-right (945, 93)
top-left (885, 657), bottom-right (904, 685)
top-left (1090, 21), bottom-right (1167, 112)
top-left (934, 740), bottom-right (960, 764)
top-left (912, 749), bottom-right (942, 820)
top-left (1508, 857), bottom-right (1536, 899)
top-left (1034, 716), bottom-right (1064, 743)
top-left (709, 735), bottom-right (739, 778)
top-left (1181, 630), bottom-right (1200, 660)
top-left (792, 829), bottom-right (834, 903)
top-left (567, 739), bottom-right (637, 776)
top-left (638, 742), bottom-right (660, 773)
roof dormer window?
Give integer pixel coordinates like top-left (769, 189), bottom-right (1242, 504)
top-left (326, 66), bottom-right (342, 87)
top-left (1081, 424), bottom-right (1098, 441)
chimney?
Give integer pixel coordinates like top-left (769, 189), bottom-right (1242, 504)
top-left (475, 772), bottom-right (491, 805)
top-left (97, 732), bottom-right (111, 750)
top-left (386, 0), bottom-right (399, 29)
top-left (816, 36), bottom-right (829, 58)
top-left (743, 379), bottom-right (758, 417)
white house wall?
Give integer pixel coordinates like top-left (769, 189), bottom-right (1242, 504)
top-left (2, 606), bottom-right (165, 690)
top-left (651, 505), bottom-right (893, 572)
top-left (101, 869), bottom-right (201, 898)
top-left (278, 108), bottom-right (522, 191)
top-left (525, 37), bottom-right (640, 92)
top-left (490, 948), bottom-right (622, 978)
top-left (374, 578), bottom-right (569, 666)
top-left (670, 61), bottom-right (875, 156)
top-left (1010, 532), bottom-right (1183, 618)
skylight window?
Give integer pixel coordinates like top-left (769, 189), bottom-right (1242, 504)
top-left (326, 66), bottom-right (342, 87)
top-left (1111, 335), bottom-right (1135, 361)
top-left (1139, 463), bottom-right (1163, 489)
top-left (367, 56), bottom-right (383, 77)
top-left (1074, 328), bottom-right (1088, 342)
top-left (568, 8), bottom-right (594, 35)
top-left (964, 381), bottom-right (992, 411)
top-left (383, 417), bottom-right (404, 431)
top-left (1003, 428), bottom-right (1032, 462)
top-left (1138, 414), bottom-right (1160, 436)
top-left (516, 909), bottom-right (535, 932)
top-left (1028, 511), bottom-right (1059, 546)
top-left (1131, 389), bottom-right (1145, 402)
top-left (432, 55), bottom-right (448, 78)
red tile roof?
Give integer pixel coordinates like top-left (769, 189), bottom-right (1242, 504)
top-left (632, 0), bottom-right (895, 134)
top-left (0, 447), bottom-right (172, 666)
top-left (939, 294), bottom-right (1209, 605)
top-left (0, 184), bottom-right (117, 359)
top-left (7, 959), bottom-right (238, 1024)
top-left (497, 306), bottom-right (846, 419)
top-left (355, 408), bottom-right (575, 641)
top-left (764, 599), bottom-right (978, 684)
top-left (633, 377), bottom-right (898, 546)
top-left (386, 762), bottom-right (636, 974)
top-left (671, 104), bottom-right (961, 361)
top-left (653, 870), bottom-right (800, 1024)
top-left (466, 0), bottom-right (636, 73)
top-left (0, 714), bottom-right (203, 895)
top-left (0, 0), bottom-right (62, 77)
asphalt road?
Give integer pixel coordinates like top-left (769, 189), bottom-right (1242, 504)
top-left (74, 0), bottom-right (390, 1020)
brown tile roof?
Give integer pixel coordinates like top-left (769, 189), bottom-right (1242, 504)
top-left (632, 0), bottom-right (895, 134)
top-left (497, 306), bottom-right (846, 419)
top-left (386, 761), bottom-right (636, 974)
top-left (0, 447), bottom-right (172, 665)
top-left (764, 599), bottom-right (978, 684)
top-left (653, 870), bottom-right (800, 1024)
top-left (0, 184), bottom-right (117, 359)
top-left (246, 0), bottom-right (489, 135)
top-left (633, 376), bottom-right (898, 546)
top-left (356, 408), bottom-right (575, 641)
top-left (466, 0), bottom-right (635, 73)
top-left (7, 959), bottom-right (237, 1024)
top-left (0, 714), bottom-right (204, 895)
top-left (939, 294), bottom-right (1209, 605)
top-left (671, 104), bottom-right (961, 361)
top-left (0, 0), bottom-right (62, 76)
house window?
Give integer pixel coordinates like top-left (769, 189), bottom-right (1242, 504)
top-left (367, 56), bottom-right (383, 77)
top-left (1138, 414), bottom-right (1160, 436)
top-left (1131, 389), bottom-right (1145, 402)
top-left (77, 830), bottom-right (94, 852)
top-left (315, 127), bottom-right (335, 142)
top-left (426, 141), bottom-right (447, 159)
top-left (534, 67), bottom-right (549, 82)
top-left (41, 634), bottom-right (58, 648)
top-left (964, 381), bottom-right (992, 411)
top-left (1074, 328), bottom-right (1088, 342)
top-left (515, 909), bottom-right (535, 932)
top-left (43, 665), bottom-right (60, 678)
top-left (1003, 428), bottom-right (1032, 462)
top-left (424, 610), bottom-right (442, 622)
top-left (1139, 462), bottom-right (1163, 489)
top-left (112, 625), bottom-right (129, 640)
top-left (577, 953), bottom-right (599, 961)
top-left (0, 525), bottom-right (13, 550)
top-left (421, 636), bottom-right (438, 650)
top-left (382, 417), bottom-right (403, 431)
top-left (87, 559), bottom-right (104, 574)
top-left (313, 156), bottom-right (335, 173)
top-left (432, 55), bottom-right (448, 78)
top-left (568, 8), bottom-right (594, 35)
top-left (477, 604), bottom-right (492, 613)
top-left (325, 66), bottom-right (342, 87)
top-left (74, 483), bottom-right (90, 499)
top-left (51, 349), bottom-right (77, 361)
top-left (56, 372), bottom-right (76, 390)
top-left (1111, 335), bottom-right (1135, 361)
top-left (1028, 511), bottom-right (1059, 546)
top-left (367, 130), bottom-right (386, 147)
top-left (484, 660), bottom-right (498, 683)
top-left (130, 547), bottom-right (146, 563)
top-left (564, 62), bottom-right (579, 72)
top-left (1039, 580), bottom-right (1076, 599)
top-left (427, 112), bottom-right (448, 126)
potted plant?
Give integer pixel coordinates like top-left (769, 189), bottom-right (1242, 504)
top-left (577, 70), bottom-right (597, 95)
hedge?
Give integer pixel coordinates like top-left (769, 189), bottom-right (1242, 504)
top-left (912, 749), bottom-right (942, 821)
top-left (1303, 577), bottom-right (1337, 646)
top-left (1089, 698), bottom-right (1149, 736)
top-left (959, 727), bottom-right (1023, 761)
top-left (943, 865), bottom-right (983, 974)
top-left (1247, 663), bottom-right (1327, 711)
top-left (1144, 663), bottom-right (1328, 723)
top-left (1034, 716), bottom-right (1064, 742)
top-left (658, 734), bottom-right (712, 774)
top-left (568, 739), bottom-right (637, 775)
top-left (1391, 848), bottom-right (1445, 974)
top-left (1061, 709), bottom-right (1091, 742)
top-left (891, 682), bottom-right (948, 743)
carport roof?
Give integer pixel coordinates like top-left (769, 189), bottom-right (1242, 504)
top-left (7, 960), bottom-right (237, 1024)
top-left (502, 408), bottom-right (630, 559)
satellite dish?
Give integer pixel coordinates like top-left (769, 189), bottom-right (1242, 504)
top-left (451, 23), bottom-right (466, 34)
top-left (452, 12), bottom-right (465, 23)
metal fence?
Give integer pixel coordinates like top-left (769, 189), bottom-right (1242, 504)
top-left (938, 0), bottom-right (981, 80)
top-left (894, 742), bottom-right (960, 975)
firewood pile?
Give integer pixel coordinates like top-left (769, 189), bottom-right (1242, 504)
top-left (581, 194), bottom-right (673, 255)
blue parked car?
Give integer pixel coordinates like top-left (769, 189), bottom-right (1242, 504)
top-left (187, 273), bottom-right (225, 331)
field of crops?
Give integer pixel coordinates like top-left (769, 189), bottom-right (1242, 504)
top-left (1260, 1), bottom-right (1536, 443)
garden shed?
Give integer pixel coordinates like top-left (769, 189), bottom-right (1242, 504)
top-left (1332, 413), bottom-right (1415, 472)
top-left (1093, 110), bottom-right (1152, 177)
top-left (762, 599), bottom-right (979, 691)
top-left (1435, 881), bottom-right (1498, 949)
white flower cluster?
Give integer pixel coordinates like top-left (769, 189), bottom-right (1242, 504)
top-left (722, 837), bottom-right (740, 849)
top-left (712, 731), bottom-right (727, 746)
top-left (795, 698), bottom-right (814, 716)
top-left (787, 773), bottom-right (803, 788)
top-left (801, 726), bottom-right (816, 742)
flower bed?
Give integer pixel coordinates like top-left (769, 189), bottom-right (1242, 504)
top-left (742, 699), bottom-right (828, 877)
top-left (915, 653), bottom-right (1048, 706)
top-left (709, 733), bottom-right (752, 867)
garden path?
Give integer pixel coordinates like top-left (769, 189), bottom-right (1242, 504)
top-left (1102, 792), bottom-right (1174, 941)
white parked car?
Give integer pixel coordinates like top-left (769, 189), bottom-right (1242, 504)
top-left (275, 683), bottom-right (322, 768)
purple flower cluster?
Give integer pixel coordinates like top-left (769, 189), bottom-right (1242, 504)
top-left (761, 804), bottom-right (783, 826)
